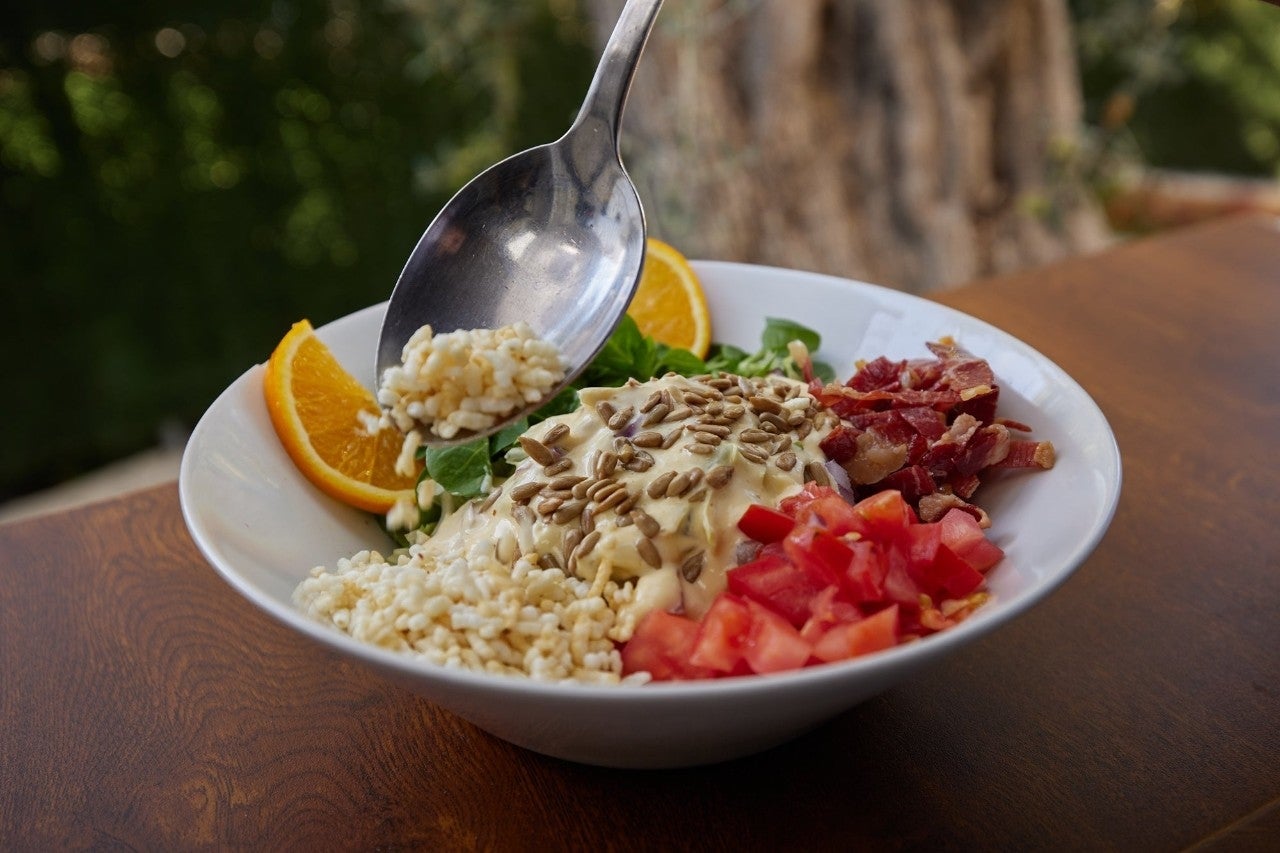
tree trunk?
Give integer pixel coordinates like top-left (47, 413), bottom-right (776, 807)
top-left (587, 0), bottom-right (1110, 293)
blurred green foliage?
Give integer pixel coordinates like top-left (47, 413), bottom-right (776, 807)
top-left (2, 0), bottom-right (1277, 501)
top-left (0, 0), bottom-right (593, 501)
top-left (1072, 0), bottom-right (1280, 179)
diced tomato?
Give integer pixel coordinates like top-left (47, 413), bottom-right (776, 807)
top-left (842, 539), bottom-right (888, 603)
top-left (851, 490), bottom-right (916, 541)
top-left (621, 610), bottom-right (714, 681)
top-left (799, 586), bottom-right (864, 644)
top-left (938, 508), bottom-right (1004, 572)
top-left (905, 522), bottom-right (985, 599)
top-left (795, 494), bottom-right (867, 538)
top-left (778, 482), bottom-right (834, 517)
top-left (727, 553), bottom-right (828, 627)
top-left (811, 605), bottom-right (900, 663)
top-left (881, 544), bottom-right (922, 608)
top-left (737, 504), bottom-right (796, 544)
top-left (783, 525), bottom-right (853, 588)
top-left (689, 594), bottom-right (753, 673)
top-left (741, 600), bottom-right (812, 674)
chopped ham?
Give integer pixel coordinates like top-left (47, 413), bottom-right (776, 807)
top-left (815, 339), bottom-right (1054, 521)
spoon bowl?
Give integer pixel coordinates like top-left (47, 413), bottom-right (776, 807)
top-left (376, 0), bottom-right (664, 446)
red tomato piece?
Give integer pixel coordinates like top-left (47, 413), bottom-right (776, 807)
top-left (621, 610), bottom-right (714, 681)
top-left (689, 594), bottom-right (753, 673)
top-left (778, 483), bottom-right (837, 517)
top-left (727, 553), bottom-right (827, 627)
top-left (938, 508), bottom-right (1005, 572)
top-left (811, 604), bottom-right (900, 663)
top-left (737, 503), bottom-right (797, 543)
top-left (842, 539), bottom-right (888, 603)
top-left (852, 489), bottom-right (916, 541)
top-left (783, 525), bottom-right (853, 588)
top-left (799, 586), bottom-right (864, 644)
top-left (904, 522), bottom-right (985, 599)
top-left (881, 544), bottom-right (923, 608)
top-left (796, 494), bottom-right (868, 538)
top-left (742, 600), bottom-right (812, 674)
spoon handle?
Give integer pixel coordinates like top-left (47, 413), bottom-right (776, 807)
top-left (571, 0), bottom-right (665, 148)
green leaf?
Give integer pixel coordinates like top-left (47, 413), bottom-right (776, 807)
top-left (423, 439), bottom-right (491, 498)
top-left (761, 317), bottom-right (822, 353)
top-left (704, 342), bottom-right (748, 374)
top-left (655, 344), bottom-right (707, 376)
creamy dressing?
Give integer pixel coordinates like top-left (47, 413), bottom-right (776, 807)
top-left (420, 372), bottom-right (832, 628)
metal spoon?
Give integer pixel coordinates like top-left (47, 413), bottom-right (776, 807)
top-left (375, 0), bottom-right (664, 445)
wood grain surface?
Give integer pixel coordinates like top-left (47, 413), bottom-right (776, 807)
top-left (2, 215), bottom-right (1277, 851)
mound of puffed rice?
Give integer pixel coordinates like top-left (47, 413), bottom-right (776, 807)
top-left (377, 321), bottom-right (566, 447)
top-left (294, 528), bottom-right (643, 684)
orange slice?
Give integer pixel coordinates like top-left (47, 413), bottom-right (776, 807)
top-left (627, 237), bottom-right (712, 358)
top-left (262, 319), bottom-right (421, 514)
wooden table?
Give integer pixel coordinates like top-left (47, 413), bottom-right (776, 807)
top-left (3, 215), bottom-right (1277, 850)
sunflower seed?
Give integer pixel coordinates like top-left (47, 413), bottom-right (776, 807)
top-left (594, 486), bottom-right (630, 512)
top-left (682, 391), bottom-right (708, 407)
top-left (692, 422), bottom-right (731, 437)
top-left (536, 495), bottom-right (564, 515)
top-left (607, 406), bottom-right (634, 431)
top-left (631, 510), bottom-right (660, 538)
top-left (748, 395), bottom-right (783, 415)
top-left (760, 412), bottom-right (790, 432)
top-left (775, 451), bottom-right (798, 471)
top-left (562, 528), bottom-right (583, 556)
top-left (640, 390), bottom-right (664, 413)
top-left (722, 404), bottom-right (746, 421)
top-left (542, 422), bottom-right (570, 446)
top-left (666, 471), bottom-right (693, 497)
top-left (575, 530), bottom-right (601, 559)
top-left (665, 405), bottom-right (694, 423)
top-left (740, 445), bottom-right (769, 464)
top-left (646, 471), bottom-right (677, 499)
top-left (518, 436), bottom-right (557, 467)
top-left (680, 551), bottom-right (706, 582)
top-left (661, 429), bottom-right (682, 449)
top-left (706, 465), bottom-right (735, 489)
top-left (805, 460), bottom-right (832, 486)
top-left (623, 453), bottom-right (655, 473)
top-left (641, 403), bottom-right (671, 426)
top-left (544, 458), bottom-right (573, 475)
top-left (687, 442), bottom-right (716, 455)
top-left (632, 430), bottom-right (663, 448)
top-left (594, 450), bottom-right (618, 478)
top-left (477, 488), bottom-right (502, 512)
top-left (587, 479), bottom-right (620, 501)
top-left (548, 474), bottom-right (586, 491)
top-left (636, 537), bottom-right (662, 569)
top-left (595, 401), bottom-right (616, 423)
top-left (691, 430), bottom-right (723, 446)
top-left (510, 481), bottom-right (546, 504)
top-left (686, 487), bottom-right (707, 503)
top-left (553, 499), bottom-right (588, 524)
top-left (796, 421), bottom-right (813, 439)
top-left (738, 428), bottom-right (772, 444)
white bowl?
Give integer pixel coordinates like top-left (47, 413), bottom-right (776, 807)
top-left (180, 261), bottom-right (1121, 768)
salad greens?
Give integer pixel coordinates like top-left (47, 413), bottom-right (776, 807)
top-left (406, 314), bottom-right (834, 535)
